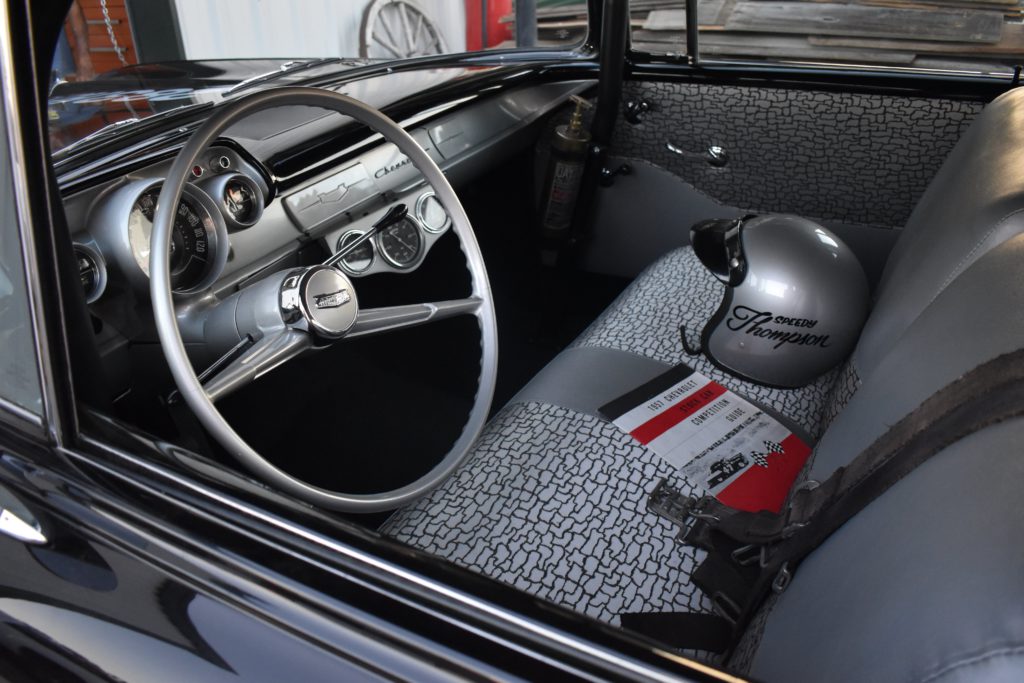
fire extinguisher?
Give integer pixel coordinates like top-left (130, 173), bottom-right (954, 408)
top-left (539, 95), bottom-right (592, 265)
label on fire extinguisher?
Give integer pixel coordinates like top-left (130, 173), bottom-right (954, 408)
top-left (542, 160), bottom-right (583, 230)
top-left (600, 364), bottom-right (811, 513)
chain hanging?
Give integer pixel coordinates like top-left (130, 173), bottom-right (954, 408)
top-left (100, 0), bottom-right (128, 67)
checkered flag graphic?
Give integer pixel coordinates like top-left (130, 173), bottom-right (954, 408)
top-left (750, 441), bottom-right (785, 468)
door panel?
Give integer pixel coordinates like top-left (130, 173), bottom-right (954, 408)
top-left (610, 80), bottom-right (983, 228)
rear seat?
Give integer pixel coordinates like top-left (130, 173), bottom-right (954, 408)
top-left (385, 87), bottom-right (1024, 681)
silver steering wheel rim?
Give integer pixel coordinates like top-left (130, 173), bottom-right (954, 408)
top-left (150, 86), bottom-right (497, 512)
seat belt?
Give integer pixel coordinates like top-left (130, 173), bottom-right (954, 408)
top-left (639, 348), bottom-right (1024, 651)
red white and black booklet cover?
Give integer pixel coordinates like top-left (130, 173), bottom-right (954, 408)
top-left (600, 364), bottom-right (811, 513)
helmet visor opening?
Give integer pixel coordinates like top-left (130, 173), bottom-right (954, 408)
top-left (691, 218), bottom-right (744, 285)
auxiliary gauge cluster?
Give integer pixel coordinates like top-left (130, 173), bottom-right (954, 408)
top-left (334, 191), bottom-right (451, 277)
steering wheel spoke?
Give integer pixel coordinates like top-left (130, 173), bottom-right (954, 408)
top-left (348, 297), bottom-right (482, 338)
top-left (203, 329), bottom-right (312, 403)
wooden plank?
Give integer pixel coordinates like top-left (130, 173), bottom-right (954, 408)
top-left (633, 30), bottom-right (917, 62)
top-left (858, 0), bottom-right (1020, 13)
top-left (808, 22), bottom-right (1024, 53)
top-left (642, 2), bottom-right (732, 29)
top-left (863, 0), bottom-right (1020, 7)
top-left (724, 2), bottom-right (1004, 43)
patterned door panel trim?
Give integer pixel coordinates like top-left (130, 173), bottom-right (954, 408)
top-left (612, 81), bottom-right (982, 228)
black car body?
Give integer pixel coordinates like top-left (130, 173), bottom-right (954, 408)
top-left (2, 0), bottom-right (1021, 681)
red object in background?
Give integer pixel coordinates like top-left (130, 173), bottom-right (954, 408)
top-left (465, 0), bottom-right (514, 51)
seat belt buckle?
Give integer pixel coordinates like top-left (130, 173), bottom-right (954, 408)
top-left (730, 543), bottom-right (769, 567)
top-left (646, 479), bottom-right (720, 542)
top-left (771, 562), bottom-right (793, 594)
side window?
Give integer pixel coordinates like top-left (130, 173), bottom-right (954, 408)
top-left (0, 103), bottom-right (42, 417)
top-left (630, 1), bottom-right (1020, 75)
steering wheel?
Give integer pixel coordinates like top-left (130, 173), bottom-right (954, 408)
top-left (150, 87), bottom-right (497, 512)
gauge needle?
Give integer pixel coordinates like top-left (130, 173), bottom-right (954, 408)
top-left (393, 234), bottom-right (414, 251)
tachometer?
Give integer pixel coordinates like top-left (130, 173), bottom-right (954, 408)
top-left (127, 187), bottom-right (217, 292)
top-left (377, 217), bottom-right (422, 268)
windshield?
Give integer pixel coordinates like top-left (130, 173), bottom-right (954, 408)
top-left (49, 0), bottom-right (587, 154)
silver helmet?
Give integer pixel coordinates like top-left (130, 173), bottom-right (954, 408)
top-left (688, 214), bottom-right (869, 388)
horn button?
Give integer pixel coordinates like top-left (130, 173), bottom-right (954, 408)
top-left (281, 266), bottom-right (358, 339)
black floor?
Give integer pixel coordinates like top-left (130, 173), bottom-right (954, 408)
top-left (462, 152), bottom-right (629, 413)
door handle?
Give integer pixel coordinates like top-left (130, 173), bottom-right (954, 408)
top-left (665, 141), bottom-right (729, 167)
top-left (0, 484), bottom-right (46, 545)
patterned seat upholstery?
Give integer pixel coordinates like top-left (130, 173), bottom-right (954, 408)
top-left (381, 246), bottom-right (849, 634)
top-left (385, 90), bottom-right (1024, 681)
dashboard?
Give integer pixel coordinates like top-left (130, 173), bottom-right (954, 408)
top-left (59, 79), bottom-right (593, 395)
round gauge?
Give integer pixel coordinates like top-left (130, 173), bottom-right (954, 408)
top-left (377, 217), bottom-right (422, 268)
top-left (223, 175), bottom-right (261, 226)
top-left (416, 192), bottom-right (450, 233)
top-left (127, 187), bottom-right (215, 292)
top-left (74, 244), bottom-right (106, 304)
top-left (200, 172), bottom-right (264, 230)
top-left (336, 230), bottom-right (374, 273)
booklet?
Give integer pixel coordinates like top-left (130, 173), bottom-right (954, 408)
top-left (600, 364), bottom-right (811, 513)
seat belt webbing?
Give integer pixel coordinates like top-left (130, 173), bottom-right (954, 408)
top-left (635, 348), bottom-right (1024, 654)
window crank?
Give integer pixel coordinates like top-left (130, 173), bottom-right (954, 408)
top-left (665, 141), bottom-right (729, 167)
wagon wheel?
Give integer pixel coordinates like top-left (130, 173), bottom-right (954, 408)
top-left (360, 0), bottom-right (448, 60)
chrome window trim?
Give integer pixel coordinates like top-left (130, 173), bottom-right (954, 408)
top-left (71, 434), bottom-right (736, 683)
top-left (0, 0), bottom-right (61, 442)
top-left (0, 396), bottom-right (43, 432)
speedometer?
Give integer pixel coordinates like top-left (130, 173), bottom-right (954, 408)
top-left (378, 217), bottom-right (422, 268)
top-left (87, 179), bottom-right (229, 297)
top-left (127, 187), bottom-right (216, 292)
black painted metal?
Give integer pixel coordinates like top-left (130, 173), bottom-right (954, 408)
top-left (568, 0), bottom-right (629, 252)
top-left (516, 0), bottom-right (538, 48)
top-left (11, 2), bottom-right (737, 679)
top-left (17, 1), bottom-right (1022, 677)
top-left (686, 0), bottom-right (699, 65)
top-left (592, 0), bottom-right (628, 145)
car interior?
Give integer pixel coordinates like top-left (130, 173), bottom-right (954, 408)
top-left (39, 2), bottom-right (1024, 680)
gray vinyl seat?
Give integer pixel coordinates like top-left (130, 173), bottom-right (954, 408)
top-left (383, 87), bottom-right (1024, 681)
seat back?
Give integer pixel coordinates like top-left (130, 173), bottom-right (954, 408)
top-left (853, 87), bottom-right (1024, 377)
top-left (748, 88), bottom-right (1024, 681)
